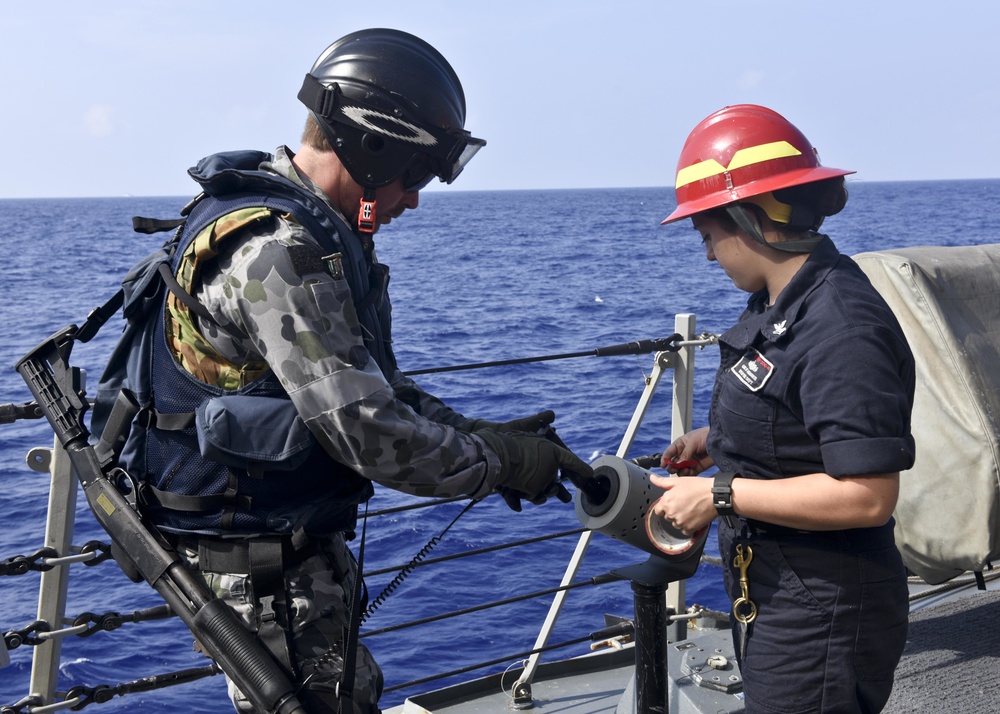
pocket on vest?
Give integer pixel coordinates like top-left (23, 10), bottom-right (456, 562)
top-left (195, 395), bottom-right (315, 471)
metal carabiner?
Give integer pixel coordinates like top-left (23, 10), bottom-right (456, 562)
top-left (732, 544), bottom-right (757, 625)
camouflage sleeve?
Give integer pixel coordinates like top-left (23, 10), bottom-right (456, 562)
top-left (196, 215), bottom-right (501, 499)
top-left (389, 371), bottom-right (471, 428)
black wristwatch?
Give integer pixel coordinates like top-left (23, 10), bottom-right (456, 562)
top-left (712, 472), bottom-right (740, 525)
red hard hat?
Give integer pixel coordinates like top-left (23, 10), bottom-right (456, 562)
top-left (661, 104), bottom-right (854, 225)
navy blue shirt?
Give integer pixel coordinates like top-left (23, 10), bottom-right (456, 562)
top-left (707, 236), bottom-right (916, 481)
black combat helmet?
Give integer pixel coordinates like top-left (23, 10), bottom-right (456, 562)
top-left (298, 28), bottom-right (485, 196)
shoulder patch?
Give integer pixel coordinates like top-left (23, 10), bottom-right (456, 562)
top-left (286, 243), bottom-right (328, 277)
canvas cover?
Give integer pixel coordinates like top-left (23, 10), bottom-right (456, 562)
top-left (854, 244), bottom-right (1000, 584)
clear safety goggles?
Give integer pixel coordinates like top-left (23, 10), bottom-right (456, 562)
top-left (399, 137), bottom-right (484, 192)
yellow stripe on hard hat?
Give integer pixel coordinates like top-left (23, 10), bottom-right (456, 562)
top-left (675, 141), bottom-right (803, 189)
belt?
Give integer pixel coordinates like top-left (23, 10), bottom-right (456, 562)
top-left (732, 517), bottom-right (897, 550)
top-left (174, 534), bottom-right (322, 583)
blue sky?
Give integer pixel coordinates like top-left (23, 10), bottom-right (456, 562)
top-left (2, 1), bottom-right (998, 198)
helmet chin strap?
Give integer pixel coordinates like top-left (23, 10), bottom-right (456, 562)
top-left (358, 187), bottom-right (377, 234)
top-left (725, 204), bottom-right (824, 254)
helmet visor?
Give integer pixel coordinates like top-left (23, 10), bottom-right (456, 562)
top-left (436, 135), bottom-right (485, 183)
top-left (400, 134), bottom-right (484, 192)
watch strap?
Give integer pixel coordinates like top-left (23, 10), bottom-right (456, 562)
top-left (712, 472), bottom-right (739, 517)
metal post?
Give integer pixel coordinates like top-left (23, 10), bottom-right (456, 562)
top-left (512, 314), bottom-right (701, 705)
top-left (611, 556), bottom-right (695, 714)
top-left (512, 337), bottom-right (679, 706)
top-left (666, 314), bottom-right (696, 642)
top-left (632, 578), bottom-right (671, 714)
top-left (28, 437), bottom-right (78, 703)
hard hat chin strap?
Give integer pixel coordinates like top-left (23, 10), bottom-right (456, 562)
top-left (725, 204), bottom-right (824, 254)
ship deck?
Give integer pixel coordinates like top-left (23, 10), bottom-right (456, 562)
top-left (388, 580), bottom-right (1000, 714)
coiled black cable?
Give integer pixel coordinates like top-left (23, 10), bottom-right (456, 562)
top-left (360, 498), bottom-right (481, 624)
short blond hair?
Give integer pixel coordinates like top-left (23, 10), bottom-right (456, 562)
top-left (301, 114), bottom-right (333, 152)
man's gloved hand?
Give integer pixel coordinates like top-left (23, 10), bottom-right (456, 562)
top-left (477, 428), bottom-right (593, 512)
top-left (460, 410), bottom-right (558, 434)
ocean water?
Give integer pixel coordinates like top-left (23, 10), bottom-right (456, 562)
top-left (2, 179), bottom-right (999, 711)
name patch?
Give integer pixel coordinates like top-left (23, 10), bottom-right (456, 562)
top-left (730, 349), bottom-right (774, 392)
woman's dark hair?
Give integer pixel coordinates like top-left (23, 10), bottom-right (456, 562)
top-left (699, 176), bottom-right (849, 235)
top-left (700, 205), bottom-right (739, 231)
top-left (695, 175), bottom-right (850, 251)
top-left (773, 175), bottom-right (848, 225)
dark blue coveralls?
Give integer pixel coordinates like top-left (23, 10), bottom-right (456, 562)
top-left (708, 237), bottom-right (915, 713)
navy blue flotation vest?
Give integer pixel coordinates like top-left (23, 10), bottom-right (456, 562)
top-left (92, 150), bottom-right (392, 536)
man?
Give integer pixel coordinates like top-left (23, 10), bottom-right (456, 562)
top-left (93, 28), bottom-right (591, 713)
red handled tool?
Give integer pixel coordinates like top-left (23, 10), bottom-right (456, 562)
top-left (662, 458), bottom-right (699, 470)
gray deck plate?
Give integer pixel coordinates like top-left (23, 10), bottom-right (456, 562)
top-left (394, 630), bottom-right (744, 713)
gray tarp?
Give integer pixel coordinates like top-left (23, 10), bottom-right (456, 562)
top-left (854, 244), bottom-right (1000, 584)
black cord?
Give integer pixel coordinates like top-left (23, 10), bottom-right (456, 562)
top-left (360, 498), bottom-right (480, 624)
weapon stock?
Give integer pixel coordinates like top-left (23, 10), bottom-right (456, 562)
top-left (15, 326), bottom-right (307, 714)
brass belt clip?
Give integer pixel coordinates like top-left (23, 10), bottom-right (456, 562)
top-left (732, 543), bottom-right (757, 625)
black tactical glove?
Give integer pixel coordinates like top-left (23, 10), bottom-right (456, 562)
top-left (477, 428), bottom-right (592, 512)
top-left (460, 409), bottom-right (558, 434)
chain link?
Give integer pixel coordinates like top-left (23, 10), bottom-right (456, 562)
top-left (3, 603), bottom-right (174, 652)
top-left (71, 612), bottom-right (125, 639)
top-left (3, 620), bottom-right (50, 650)
top-left (1, 664), bottom-right (222, 713)
top-left (1, 542), bottom-right (111, 577)
top-left (77, 541), bottom-right (112, 567)
top-left (1, 692), bottom-right (86, 714)
top-left (1, 548), bottom-right (59, 576)
top-left (65, 685), bottom-right (114, 710)
top-left (1, 693), bottom-right (43, 714)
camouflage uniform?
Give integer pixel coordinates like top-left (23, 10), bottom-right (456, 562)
top-left (170, 146), bottom-right (506, 712)
top-left (176, 146), bottom-right (501, 498)
top-left (179, 534), bottom-right (382, 713)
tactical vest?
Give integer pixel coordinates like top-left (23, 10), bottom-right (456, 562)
top-left (93, 150), bottom-right (393, 536)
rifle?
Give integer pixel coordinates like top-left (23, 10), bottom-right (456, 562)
top-left (15, 325), bottom-right (308, 714)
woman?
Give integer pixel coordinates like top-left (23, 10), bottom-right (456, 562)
top-left (651, 104), bottom-right (914, 713)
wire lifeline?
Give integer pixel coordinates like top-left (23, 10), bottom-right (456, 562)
top-left (403, 335), bottom-right (686, 376)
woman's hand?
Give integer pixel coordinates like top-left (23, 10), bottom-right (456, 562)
top-left (660, 426), bottom-right (713, 475)
top-left (649, 473), bottom-right (716, 535)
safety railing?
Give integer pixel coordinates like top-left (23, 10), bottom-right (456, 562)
top-left (2, 316), bottom-right (727, 712)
